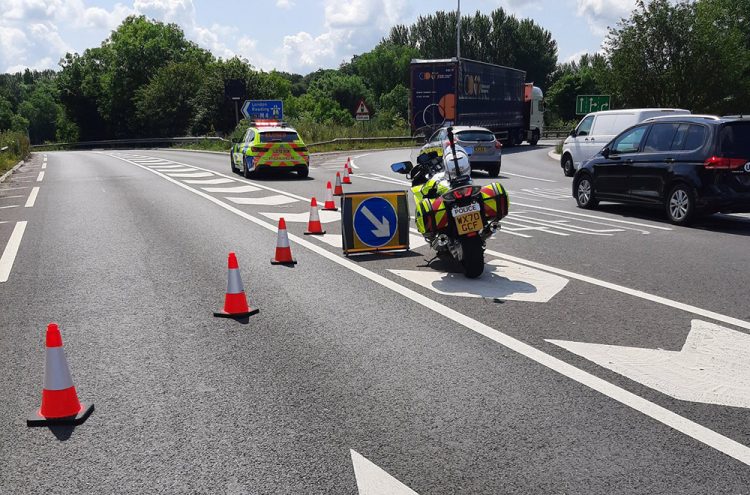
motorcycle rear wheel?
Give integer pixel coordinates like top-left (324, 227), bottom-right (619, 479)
top-left (460, 236), bottom-right (485, 278)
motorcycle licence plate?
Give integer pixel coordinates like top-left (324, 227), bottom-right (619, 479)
top-left (453, 203), bottom-right (482, 235)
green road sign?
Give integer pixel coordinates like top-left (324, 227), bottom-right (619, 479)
top-left (576, 95), bottom-right (611, 115)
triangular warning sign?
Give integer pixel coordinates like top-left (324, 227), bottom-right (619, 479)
top-left (355, 99), bottom-right (370, 115)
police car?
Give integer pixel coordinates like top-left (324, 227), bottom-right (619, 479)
top-left (230, 120), bottom-right (310, 178)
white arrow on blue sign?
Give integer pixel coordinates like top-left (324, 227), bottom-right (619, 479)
top-left (354, 197), bottom-right (397, 247)
top-left (241, 100), bottom-right (283, 120)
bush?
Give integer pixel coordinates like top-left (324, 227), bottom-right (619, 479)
top-left (0, 131), bottom-right (31, 174)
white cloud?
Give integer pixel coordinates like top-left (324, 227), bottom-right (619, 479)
top-left (275, 0), bottom-right (294, 9)
top-left (576, 0), bottom-right (635, 36)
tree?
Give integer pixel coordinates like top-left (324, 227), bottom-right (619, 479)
top-left (350, 42), bottom-right (418, 100)
top-left (0, 97), bottom-right (13, 131)
top-left (546, 54), bottom-right (610, 123)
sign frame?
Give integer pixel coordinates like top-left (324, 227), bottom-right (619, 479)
top-left (341, 190), bottom-right (410, 255)
top-left (575, 95), bottom-right (611, 115)
top-left (242, 100), bottom-right (284, 120)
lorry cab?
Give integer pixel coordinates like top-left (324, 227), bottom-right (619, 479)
top-left (560, 108), bottom-right (691, 177)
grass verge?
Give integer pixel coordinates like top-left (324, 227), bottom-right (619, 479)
top-left (1, 132), bottom-right (30, 175)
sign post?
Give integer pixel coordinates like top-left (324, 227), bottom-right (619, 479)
top-left (575, 95), bottom-right (611, 115)
top-left (341, 191), bottom-right (410, 255)
top-left (241, 100), bottom-right (284, 120)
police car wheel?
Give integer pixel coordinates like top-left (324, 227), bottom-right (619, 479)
top-left (230, 154), bottom-right (238, 173)
top-left (296, 167), bottom-right (309, 179)
top-left (243, 157), bottom-right (253, 178)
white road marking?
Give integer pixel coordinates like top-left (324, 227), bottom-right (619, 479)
top-left (41, 162), bottom-right (46, 169)
top-left (259, 210), bottom-right (342, 224)
top-left (165, 172), bottom-right (214, 178)
top-left (202, 185), bottom-right (260, 194)
top-left (513, 202), bottom-right (673, 231)
top-left (391, 259), bottom-right (568, 302)
top-left (0, 221), bottom-right (27, 283)
top-left (357, 174), bottom-right (410, 187)
top-left (112, 154), bottom-right (750, 466)
top-left (0, 205), bottom-right (19, 209)
top-left (349, 158), bottom-right (360, 170)
top-left (501, 219), bottom-right (569, 236)
top-left (0, 186), bottom-right (30, 190)
top-left (0, 195), bottom-right (23, 200)
top-left (508, 214), bottom-right (624, 235)
top-left (486, 250), bottom-right (750, 332)
top-left (148, 164), bottom-right (186, 169)
top-left (225, 195), bottom-right (298, 206)
top-left (501, 171), bottom-right (556, 182)
top-left (24, 187), bottom-right (39, 208)
top-left (351, 450), bottom-right (418, 495)
top-left (183, 178), bottom-right (235, 185)
top-left (159, 167), bottom-right (199, 173)
top-left (369, 173), bottom-right (411, 185)
top-left (36, 171), bottom-right (44, 182)
top-left (549, 320), bottom-right (750, 408)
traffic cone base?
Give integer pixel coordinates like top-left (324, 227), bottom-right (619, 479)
top-left (27, 403), bottom-right (94, 427)
top-left (213, 307), bottom-right (259, 318)
top-left (271, 257), bottom-right (297, 265)
top-left (304, 230), bottom-right (326, 235)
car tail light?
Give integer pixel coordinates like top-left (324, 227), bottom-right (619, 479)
top-left (443, 185), bottom-right (482, 201)
top-left (704, 156), bottom-right (748, 169)
top-left (495, 140), bottom-right (502, 150)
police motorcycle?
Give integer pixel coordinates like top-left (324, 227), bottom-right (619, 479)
top-left (390, 127), bottom-right (509, 278)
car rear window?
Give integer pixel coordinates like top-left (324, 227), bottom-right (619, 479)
top-left (259, 131), bottom-right (299, 143)
top-left (456, 131), bottom-right (495, 142)
top-left (718, 122), bottom-right (750, 158)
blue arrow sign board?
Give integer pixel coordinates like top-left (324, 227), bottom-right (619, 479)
top-left (241, 100), bottom-right (283, 120)
top-left (341, 191), bottom-right (410, 255)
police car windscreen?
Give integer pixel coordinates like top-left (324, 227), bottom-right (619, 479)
top-left (719, 122), bottom-right (750, 158)
top-left (456, 130), bottom-right (495, 142)
top-left (260, 131), bottom-right (299, 143)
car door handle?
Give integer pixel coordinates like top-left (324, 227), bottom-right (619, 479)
top-left (664, 158), bottom-right (676, 163)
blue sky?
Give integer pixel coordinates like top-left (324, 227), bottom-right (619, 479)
top-left (0, 0), bottom-right (638, 74)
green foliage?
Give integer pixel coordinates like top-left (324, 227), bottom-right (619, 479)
top-left (0, 131), bottom-right (30, 173)
top-left (546, 54), bottom-right (609, 122)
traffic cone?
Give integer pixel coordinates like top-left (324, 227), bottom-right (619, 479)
top-left (271, 218), bottom-right (297, 265)
top-left (304, 197), bottom-right (326, 235)
top-left (322, 181), bottom-right (338, 211)
top-left (346, 157), bottom-right (354, 174)
top-left (214, 252), bottom-right (259, 318)
top-left (342, 166), bottom-right (352, 184)
top-left (27, 323), bottom-right (94, 427)
top-left (333, 172), bottom-right (344, 196)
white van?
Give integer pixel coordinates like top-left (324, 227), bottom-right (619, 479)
top-left (560, 108), bottom-right (691, 176)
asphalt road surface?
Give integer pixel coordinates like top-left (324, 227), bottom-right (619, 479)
top-left (1, 144), bottom-right (749, 493)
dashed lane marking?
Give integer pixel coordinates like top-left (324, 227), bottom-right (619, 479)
top-left (501, 171), bottom-right (556, 183)
top-left (202, 185), bottom-right (260, 194)
top-left (165, 172), bottom-right (214, 178)
top-left (24, 187), bottom-right (39, 208)
top-left (0, 205), bottom-right (19, 209)
top-left (36, 171), bottom-right (44, 182)
top-left (0, 221), bottom-right (27, 283)
top-left (225, 195), bottom-right (298, 206)
top-left (160, 167), bottom-right (200, 173)
top-left (102, 153), bottom-right (750, 467)
top-left (148, 164), bottom-right (188, 169)
top-left (41, 162), bottom-right (46, 169)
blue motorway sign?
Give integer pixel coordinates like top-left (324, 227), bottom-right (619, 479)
top-left (241, 100), bottom-right (283, 120)
top-left (353, 197), bottom-right (398, 248)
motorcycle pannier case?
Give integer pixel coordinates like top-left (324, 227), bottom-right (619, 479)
top-left (416, 197), bottom-right (449, 234)
top-left (480, 182), bottom-right (509, 222)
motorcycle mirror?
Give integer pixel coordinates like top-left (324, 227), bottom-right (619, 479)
top-left (391, 161), bottom-right (413, 174)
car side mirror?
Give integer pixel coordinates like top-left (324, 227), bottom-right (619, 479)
top-left (601, 147), bottom-right (610, 159)
top-left (391, 161), bottom-right (413, 174)
top-left (569, 129), bottom-right (577, 137)
top-left (231, 137), bottom-right (240, 144)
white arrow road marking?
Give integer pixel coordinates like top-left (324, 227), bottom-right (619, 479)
top-left (225, 195), bottom-right (298, 206)
top-left (361, 206), bottom-right (391, 237)
top-left (109, 153), bottom-right (750, 466)
top-left (548, 320), bottom-right (750, 408)
top-left (390, 259), bottom-right (568, 302)
top-left (350, 450), bottom-right (419, 495)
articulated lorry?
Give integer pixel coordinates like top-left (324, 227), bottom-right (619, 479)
top-left (410, 58), bottom-right (544, 146)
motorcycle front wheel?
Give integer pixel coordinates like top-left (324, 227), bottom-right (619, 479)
top-left (460, 236), bottom-right (485, 278)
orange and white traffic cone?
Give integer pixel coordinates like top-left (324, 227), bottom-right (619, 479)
top-left (271, 218), bottom-right (297, 265)
top-left (346, 157), bottom-right (354, 174)
top-left (27, 323), bottom-right (94, 427)
top-left (214, 252), bottom-right (259, 318)
top-left (304, 197), bottom-right (326, 235)
top-left (322, 181), bottom-right (338, 211)
top-left (333, 172), bottom-right (344, 196)
top-left (342, 166), bottom-right (352, 184)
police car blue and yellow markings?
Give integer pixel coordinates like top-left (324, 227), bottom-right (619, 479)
top-left (354, 197), bottom-right (398, 247)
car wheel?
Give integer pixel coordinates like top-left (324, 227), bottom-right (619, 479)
top-left (486, 163), bottom-right (500, 178)
top-left (243, 156), bottom-right (253, 179)
top-left (230, 153), bottom-right (238, 174)
top-left (296, 167), bottom-right (309, 179)
top-left (575, 174), bottom-right (598, 209)
top-left (665, 183), bottom-right (696, 225)
top-left (562, 154), bottom-right (575, 177)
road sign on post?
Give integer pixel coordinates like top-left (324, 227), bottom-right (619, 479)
top-left (354, 98), bottom-right (371, 121)
top-left (241, 100), bottom-right (284, 120)
top-left (576, 95), bottom-right (611, 115)
top-left (341, 191), bottom-right (410, 255)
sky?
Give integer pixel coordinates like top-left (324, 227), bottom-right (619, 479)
top-left (0, 0), bottom-right (640, 75)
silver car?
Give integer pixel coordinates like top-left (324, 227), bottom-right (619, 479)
top-left (422, 125), bottom-right (502, 177)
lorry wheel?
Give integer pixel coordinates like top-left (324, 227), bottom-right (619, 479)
top-left (529, 130), bottom-right (540, 146)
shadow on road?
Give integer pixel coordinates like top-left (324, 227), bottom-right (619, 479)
top-left (47, 425), bottom-right (75, 441)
